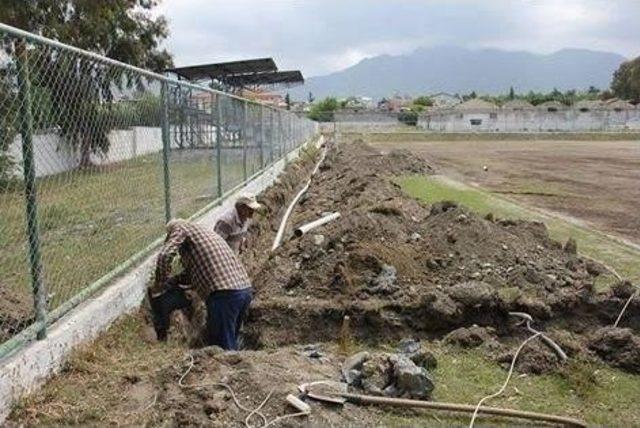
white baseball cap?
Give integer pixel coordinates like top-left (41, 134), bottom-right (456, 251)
top-left (236, 194), bottom-right (262, 211)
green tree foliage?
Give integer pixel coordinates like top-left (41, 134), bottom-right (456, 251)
top-left (611, 56), bottom-right (640, 101)
top-left (397, 110), bottom-right (418, 126)
top-left (307, 97), bottom-right (338, 122)
top-left (477, 88), bottom-right (602, 107)
top-left (508, 86), bottom-right (515, 100)
top-left (413, 96), bottom-right (433, 107)
top-left (0, 0), bottom-right (172, 168)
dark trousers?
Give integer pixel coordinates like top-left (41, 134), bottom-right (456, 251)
top-left (206, 288), bottom-right (252, 350)
top-left (149, 286), bottom-right (251, 350)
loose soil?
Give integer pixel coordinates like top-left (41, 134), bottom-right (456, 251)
top-left (9, 137), bottom-right (640, 426)
top-left (368, 138), bottom-right (640, 244)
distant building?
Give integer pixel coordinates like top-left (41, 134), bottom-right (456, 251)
top-left (454, 98), bottom-right (498, 111)
top-left (537, 100), bottom-right (567, 112)
top-left (420, 99), bottom-right (640, 132)
top-left (502, 99), bottom-right (535, 111)
top-left (429, 92), bottom-right (462, 109)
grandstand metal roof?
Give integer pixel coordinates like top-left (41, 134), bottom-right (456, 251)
top-left (166, 58), bottom-right (277, 81)
top-left (224, 70), bottom-right (304, 87)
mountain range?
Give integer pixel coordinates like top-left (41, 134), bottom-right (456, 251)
top-left (289, 46), bottom-right (626, 100)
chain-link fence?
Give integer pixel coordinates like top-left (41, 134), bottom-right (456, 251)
top-left (0, 23), bottom-right (317, 357)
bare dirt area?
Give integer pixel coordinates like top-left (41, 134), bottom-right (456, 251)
top-left (368, 138), bottom-right (640, 243)
top-left (9, 138), bottom-right (640, 426)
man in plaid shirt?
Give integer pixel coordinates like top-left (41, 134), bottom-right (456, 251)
top-left (149, 218), bottom-right (252, 350)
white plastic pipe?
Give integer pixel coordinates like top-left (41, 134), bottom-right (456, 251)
top-left (294, 212), bottom-right (341, 237)
top-left (271, 145), bottom-right (328, 250)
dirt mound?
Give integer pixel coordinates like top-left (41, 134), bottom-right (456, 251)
top-left (149, 139), bottom-right (637, 375)
top-left (149, 346), bottom-right (391, 427)
top-left (444, 325), bottom-right (500, 349)
top-left (588, 327), bottom-right (640, 373)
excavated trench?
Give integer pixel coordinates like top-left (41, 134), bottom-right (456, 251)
top-left (236, 138), bottom-right (640, 375)
top-left (158, 137), bottom-right (639, 375)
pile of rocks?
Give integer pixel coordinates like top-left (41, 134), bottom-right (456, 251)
top-left (341, 339), bottom-right (436, 399)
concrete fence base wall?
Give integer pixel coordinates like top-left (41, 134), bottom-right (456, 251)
top-left (0, 134), bottom-right (324, 422)
top-left (419, 109), bottom-right (640, 132)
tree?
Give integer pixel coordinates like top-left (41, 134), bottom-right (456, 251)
top-left (307, 97), bottom-right (338, 122)
top-left (285, 93), bottom-right (291, 110)
top-left (397, 110), bottom-right (418, 126)
top-left (588, 85), bottom-right (600, 95)
top-left (0, 1), bottom-right (173, 168)
top-left (413, 96), bottom-right (433, 107)
top-left (508, 86), bottom-right (515, 100)
top-left (611, 56), bottom-right (640, 102)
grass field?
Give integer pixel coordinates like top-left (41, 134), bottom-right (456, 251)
top-left (0, 148), bottom-right (248, 342)
top-left (370, 136), bottom-right (640, 244)
top-left (10, 312), bottom-right (640, 426)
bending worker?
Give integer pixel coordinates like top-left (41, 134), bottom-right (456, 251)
top-left (214, 194), bottom-right (262, 254)
top-left (149, 218), bottom-right (252, 350)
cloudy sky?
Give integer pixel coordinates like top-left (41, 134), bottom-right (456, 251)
top-left (157, 0), bottom-right (640, 77)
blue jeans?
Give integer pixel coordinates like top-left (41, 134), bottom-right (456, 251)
top-left (206, 288), bottom-right (252, 350)
top-left (149, 285), bottom-right (251, 350)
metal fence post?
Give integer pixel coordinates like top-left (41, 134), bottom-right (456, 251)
top-left (242, 101), bottom-right (248, 181)
top-left (16, 39), bottom-right (47, 340)
top-left (160, 82), bottom-right (172, 222)
top-left (269, 108), bottom-right (274, 163)
top-left (258, 105), bottom-right (264, 168)
top-left (278, 111), bottom-right (283, 159)
top-left (215, 94), bottom-right (223, 197)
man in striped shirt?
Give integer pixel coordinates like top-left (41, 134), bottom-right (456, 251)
top-left (149, 219), bottom-right (252, 350)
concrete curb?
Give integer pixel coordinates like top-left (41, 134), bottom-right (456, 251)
top-left (0, 135), bottom-right (324, 422)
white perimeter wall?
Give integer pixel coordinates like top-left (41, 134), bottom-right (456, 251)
top-left (8, 126), bottom-right (163, 178)
top-left (419, 109), bottom-right (640, 132)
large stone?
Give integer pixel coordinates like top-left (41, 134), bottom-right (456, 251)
top-left (361, 354), bottom-right (393, 395)
top-left (448, 281), bottom-right (497, 307)
top-left (341, 351), bottom-right (370, 384)
top-left (369, 264), bottom-right (398, 294)
top-left (389, 355), bottom-right (434, 399)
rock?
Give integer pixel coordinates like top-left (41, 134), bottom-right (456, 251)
top-left (456, 214), bottom-right (468, 223)
top-left (410, 232), bottom-right (422, 242)
top-left (430, 201), bottom-right (458, 215)
top-left (313, 234), bottom-right (326, 246)
top-left (448, 281), bottom-right (497, 307)
top-left (611, 281), bottom-right (636, 299)
top-left (585, 260), bottom-right (607, 276)
top-left (389, 355), bottom-right (434, 399)
top-left (564, 237), bottom-right (578, 255)
top-left (589, 327), bottom-right (640, 373)
top-left (342, 351), bottom-right (370, 383)
top-left (345, 369), bottom-right (363, 386)
top-left (302, 343), bottom-right (324, 359)
top-left (397, 338), bottom-right (420, 354)
top-left (444, 325), bottom-right (499, 348)
top-left (361, 354), bottom-right (393, 394)
top-left (369, 264), bottom-right (398, 294)
top-left (409, 347), bottom-right (438, 370)
top-left (497, 340), bottom-right (561, 374)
